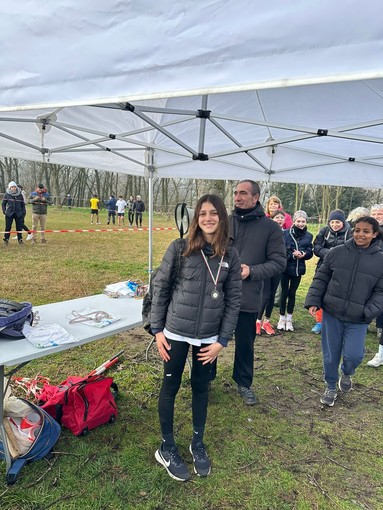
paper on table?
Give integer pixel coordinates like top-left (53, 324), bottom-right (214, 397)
top-left (22, 323), bottom-right (77, 348)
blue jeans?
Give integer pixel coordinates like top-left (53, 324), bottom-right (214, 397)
top-left (321, 311), bottom-right (367, 390)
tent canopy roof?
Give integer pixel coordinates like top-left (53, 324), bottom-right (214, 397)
top-left (1, 1), bottom-right (383, 188)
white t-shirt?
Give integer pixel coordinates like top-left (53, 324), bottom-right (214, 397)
top-left (116, 199), bottom-right (127, 213)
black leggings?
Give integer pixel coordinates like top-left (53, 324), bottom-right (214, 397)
top-left (258, 274), bottom-right (282, 319)
top-left (158, 339), bottom-right (214, 435)
top-left (279, 274), bottom-right (302, 315)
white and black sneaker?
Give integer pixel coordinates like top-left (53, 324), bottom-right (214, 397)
top-left (320, 387), bottom-right (337, 406)
top-left (155, 445), bottom-right (191, 482)
top-left (189, 442), bottom-right (211, 477)
top-left (338, 372), bottom-right (352, 392)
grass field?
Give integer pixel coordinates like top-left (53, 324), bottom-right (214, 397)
top-left (1, 207), bottom-right (383, 510)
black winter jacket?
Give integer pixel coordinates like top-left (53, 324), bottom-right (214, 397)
top-left (305, 239), bottom-right (383, 323)
top-left (283, 226), bottom-right (313, 277)
top-left (313, 223), bottom-right (352, 269)
top-left (2, 189), bottom-right (26, 218)
top-left (150, 238), bottom-right (242, 343)
top-left (230, 202), bottom-right (286, 313)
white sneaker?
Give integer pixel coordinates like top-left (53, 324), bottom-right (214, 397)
top-left (277, 317), bottom-right (286, 330)
top-left (367, 353), bottom-right (383, 367)
top-left (285, 321), bottom-right (294, 332)
top-left (26, 233), bottom-right (33, 241)
top-left (12, 236), bottom-right (17, 240)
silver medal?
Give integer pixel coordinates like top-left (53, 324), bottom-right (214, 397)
top-left (211, 289), bottom-right (219, 300)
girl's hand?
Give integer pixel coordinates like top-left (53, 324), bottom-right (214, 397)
top-left (197, 342), bottom-right (224, 365)
top-left (308, 306), bottom-right (317, 318)
top-left (155, 332), bottom-right (171, 362)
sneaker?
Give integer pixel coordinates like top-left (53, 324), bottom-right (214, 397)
top-left (41, 238), bottom-right (47, 244)
top-left (377, 328), bottom-right (382, 339)
top-left (155, 445), bottom-right (191, 482)
top-left (338, 372), bottom-right (352, 392)
top-left (189, 442), bottom-right (211, 477)
top-left (277, 317), bottom-right (286, 330)
top-left (12, 236), bottom-right (17, 240)
top-left (18, 239), bottom-right (24, 245)
top-left (237, 385), bottom-right (257, 405)
top-left (261, 321), bottom-right (275, 335)
top-left (31, 238), bottom-right (36, 244)
top-left (367, 353), bottom-right (383, 367)
top-left (285, 320), bottom-right (294, 332)
top-left (311, 322), bottom-right (322, 334)
top-left (320, 387), bottom-right (337, 406)
top-left (3, 239), bottom-right (9, 247)
top-left (26, 233), bottom-right (33, 241)
top-left (256, 320), bottom-right (262, 336)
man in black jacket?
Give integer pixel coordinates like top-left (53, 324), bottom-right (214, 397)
top-left (231, 180), bottom-right (286, 405)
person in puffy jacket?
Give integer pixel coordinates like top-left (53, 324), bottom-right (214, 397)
top-left (2, 181), bottom-right (26, 246)
top-left (310, 209), bottom-right (352, 334)
top-left (277, 210), bottom-right (313, 332)
top-left (305, 216), bottom-right (383, 407)
top-left (151, 194), bottom-right (241, 482)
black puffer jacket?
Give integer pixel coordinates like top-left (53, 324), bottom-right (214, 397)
top-left (283, 226), bottom-right (313, 277)
top-left (230, 203), bottom-right (286, 313)
top-left (150, 238), bottom-right (242, 342)
top-left (305, 239), bottom-right (383, 323)
top-left (2, 189), bottom-right (26, 218)
top-left (313, 223), bottom-right (352, 269)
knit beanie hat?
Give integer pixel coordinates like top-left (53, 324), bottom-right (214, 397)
top-left (8, 181), bottom-right (17, 188)
top-left (293, 210), bottom-right (308, 221)
top-left (328, 209), bottom-right (345, 223)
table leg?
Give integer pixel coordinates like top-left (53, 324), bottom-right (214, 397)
top-left (0, 365), bottom-right (12, 473)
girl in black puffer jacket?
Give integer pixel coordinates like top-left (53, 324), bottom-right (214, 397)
top-left (310, 209), bottom-right (353, 334)
top-left (151, 194), bottom-right (241, 481)
top-left (277, 210), bottom-right (313, 332)
top-left (305, 216), bottom-right (383, 407)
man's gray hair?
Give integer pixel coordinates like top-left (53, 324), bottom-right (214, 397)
top-left (238, 180), bottom-right (260, 196)
top-left (370, 204), bottom-right (383, 212)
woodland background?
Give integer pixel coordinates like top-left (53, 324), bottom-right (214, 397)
top-left (1, 156), bottom-right (382, 219)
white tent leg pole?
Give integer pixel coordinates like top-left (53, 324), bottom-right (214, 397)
top-left (146, 148), bottom-right (155, 277)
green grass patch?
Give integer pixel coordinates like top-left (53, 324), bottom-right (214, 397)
top-left (0, 212), bottom-right (382, 509)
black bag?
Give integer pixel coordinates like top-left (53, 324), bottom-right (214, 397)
top-left (142, 239), bottom-right (186, 335)
top-left (0, 299), bottom-right (33, 339)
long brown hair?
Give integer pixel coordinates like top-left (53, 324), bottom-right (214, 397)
top-left (184, 194), bottom-right (229, 257)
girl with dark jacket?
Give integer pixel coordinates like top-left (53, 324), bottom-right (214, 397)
top-left (305, 216), bottom-right (383, 407)
top-left (311, 209), bottom-right (352, 334)
top-left (2, 181), bottom-right (26, 245)
top-left (277, 210), bottom-right (313, 331)
top-left (151, 194), bottom-right (241, 482)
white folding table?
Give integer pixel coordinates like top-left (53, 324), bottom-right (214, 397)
top-left (0, 294), bottom-right (143, 475)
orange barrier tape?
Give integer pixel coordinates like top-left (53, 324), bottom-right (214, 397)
top-left (0, 226), bottom-right (178, 234)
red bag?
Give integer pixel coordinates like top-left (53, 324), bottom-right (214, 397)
top-left (38, 375), bottom-right (118, 436)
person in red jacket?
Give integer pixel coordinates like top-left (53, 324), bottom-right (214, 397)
top-left (265, 195), bottom-right (293, 229)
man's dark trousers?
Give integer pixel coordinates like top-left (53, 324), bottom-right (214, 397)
top-left (233, 311), bottom-right (258, 388)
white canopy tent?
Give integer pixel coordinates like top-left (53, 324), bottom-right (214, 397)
top-left (1, 0), bottom-right (383, 267)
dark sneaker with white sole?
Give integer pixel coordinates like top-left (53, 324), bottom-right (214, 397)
top-left (338, 373), bottom-right (352, 392)
top-left (237, 385), bottom-right (257, 405)
top-left (189, 442), bottom-right (211, 477)
top-left (155, 445), bottom-right (191, 482)
top-left (320, 387), bottom-right (337, 406)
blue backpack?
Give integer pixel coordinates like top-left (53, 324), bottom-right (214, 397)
top-left (0, 299), bottom-right (33, 339)
top-left (0, 399), bottom-right (61, 484)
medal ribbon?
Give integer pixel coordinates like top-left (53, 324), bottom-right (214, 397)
top-left (200, 250), bottom-right (225, 291)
